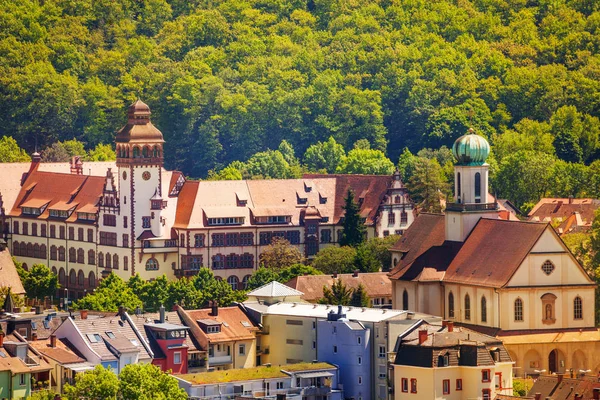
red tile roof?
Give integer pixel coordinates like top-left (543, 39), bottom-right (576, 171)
top-left (285, 272), bottom-right (391, 302)
top-left (9, 171), bottom-right (105, 222)
top-left (528, 198), bottom-right (600, 234)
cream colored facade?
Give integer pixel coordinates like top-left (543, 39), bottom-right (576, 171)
top-left (393, 362), bottom-right (513, 400)
top-left (209, 338), bottom-right (256, 370)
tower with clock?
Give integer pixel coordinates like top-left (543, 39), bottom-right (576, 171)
top-left (114, 100), bottom-right (166, 273)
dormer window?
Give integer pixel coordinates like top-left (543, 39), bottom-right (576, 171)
top-left (22, 207), bottom-right (41, 216)
top-left (207, 217), bottom-right (244, 226)
top-left (304, 182), bottom-right (312, 192)
top-left (197, 319), bottom-right (222, 333)
top-left (297, 195), bottom-right (308, 205)
top-left (207, 325), bottom-right (221, 333)
top-left (319, 194), bottom-right (327, 204)
top-left (49, 209), bottom-right (71, 218)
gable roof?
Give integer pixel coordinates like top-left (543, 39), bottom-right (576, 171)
top-left (177, 306), bottom-right (259, 348)
top-left (248, 281), bottom-right (304, 298)
top-left (528, 198), bottom-right (600, 234)
top-left (285, 272), bottom-right (391, 302)
top-left (443, 219), bottom-right (547, 287)
top-left (128, 311), bottom-right (199, 357)
top-left (0, 248), bottom-right (25, 295)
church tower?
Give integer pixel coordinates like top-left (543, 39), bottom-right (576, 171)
top-left (115, 100), bottom-right (166, 259)
top-left (445, 129), bottom-right (499, 241)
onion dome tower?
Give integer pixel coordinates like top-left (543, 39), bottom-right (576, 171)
top-left (445, 129), bottom-right (498, 242)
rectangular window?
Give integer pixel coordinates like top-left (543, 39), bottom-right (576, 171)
top-left (59, 226), bottom-right (65, 239)
top-left (240, 253), bottom-right (253, 268)
top-left (99, 232), bottom-right (117, 246)
top-left (31, 223), bottom-right (37, 236)
top-left (306, 224), bottom-right (317, 234)
top-left (77, 228), bottom-right (83, 241)
top-left (19, 374), bottom-right (25, 385)
top-left (482, 369), bottom-right (491, 382)
top-left (207, 217), bottom-right (244, 226)
top-left (123, 216), bottom-right (128, 228)
top-left (410, 379), bottom-right (417, 393)
top-left (456, 379), bottom-right (462, 390)
top-left (13, 221), bottom-right (19, 234)
top-left (103, 214), bottom-right (116, 226)
top-left (259, 231), bottom-right (272, 245)
top-left (41, 224), bottom-right (46, 237)
top-left (142, 217), bottom-right (151, 229)
top-left (87, 228), bottom-right (93, 242)
top-left (443, 379), bottom-right (450, 395)
top-left (482, 389), bottom-right (491, 400)
top-left (239, 344), bottom-right (245, 355)
top-left (286, 319), bottom-right (303, 326)
top-left (286, 339), bottom-right (303, 345)
top-left (225, 233), bottom-right (239, 246)
top-left (401, 378), bottom-right (408, 392)
top-left (69, 227), bottom-right (74, 240)
top-left (379, 345), bottom-right (386, 358)
top-left (122, 234), bottom-right (129, 247)
top-left (22, 222), bottom-right (28, 235)
top-left (276, 382), bottom-right (284, 390)
top-left (211, 233), bottom-right (225, 247)
top-left (240, 232), bottom-right (253, 246)
top-left (333, 345), bottom-right (337, 353)
top-left (401, 211), bottom-right (408, 225)
top-left (50, 225), bottom-right (56, 238)
top-left (388, 212), bottom-right (395, 225)
top-left (358, 356), bottom-right (362, 365)
top-left (358, 376), bottom-right (362, 385)
top-left (286, 230), bottom-right (300, 244)
top-left (307, 239), bottom-right (318, 256)
top-left (378, 365), bottom-right (386, 379)
top-left (320, 229), bottom-right (331, 243)
top-left (194, 234), bottom-right (205, 247)
top-left (174, 352), bottom-right (181, 364)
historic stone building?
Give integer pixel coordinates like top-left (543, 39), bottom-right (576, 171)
top-left (389, 131), bottom-right (600, 378)
top-left (0, 101), bottom-right (414, 300)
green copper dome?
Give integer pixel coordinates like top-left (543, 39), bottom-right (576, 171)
top-left (452, 130), bottom-right (490, 166)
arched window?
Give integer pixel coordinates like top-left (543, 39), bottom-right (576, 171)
top-left (58, 268), bottom-right (65, 284)
top-left (33, 243), bottom-right (40, 258)
top-left (133, 147), bottom-right (140, 158)
top-left (402, 289), bottom-right (409, 311)
top-left (153, 146), bottom-right (159, 158)
top-left (20, 242), bottom-right (26, 257)
top-left (146, 258), bottom-right (159, 271)
top-left (77, 248), bottom-right (84, 264)
top-left (228, 275), bottom-right (239, 290)
top-left (457, 172), bottom-right (462, 202)
top-left (98, 252), bottom-right (104, 268)
top-left (541, 293), bottom-right (557, 324)
top-left (69, 269), bottom-right (76, 285)
top-left (51, 266), bottom-right (57, 276)
top-left (40, 244), bottom-right (47, 259)
top-left (541, 260), bottom-right (555, 275)
top-left (88, 250), bottom-right (95, 265)
top-left (78, 270), bottom-right (85, 287)
top-left (474, 172), bottom-right (481, 202)
top-left (481, 296), bottom-right (487, 323)
top-left (448, 292), bottom-right (455, 318)
top-left (69, 247), bottom-right (76, 262)
top-left (89, 271), bottom-right (96, 288)
top-left (113, 254), bottom-right (119, 269)
top-left (50, 245), bottom-right (57, 260)
top-left (106, 253), bottom-right (111, 269)
top-left (12, 241), bottom-right (19, 256)
top-left (394, 195), bottom-right (401, 204)
top-left (58, 246), bottom-right (65, 261)
top-left (574, 296), bottom-right (583, 320)
top-left (464, 294), bottom-right (471, 320)
top-left (142, 147), bottom-right (149, 158)
top-left (27, 243), bottom-right (33, 257)
top-left (242, 275), bottom-right (251, 290)
top-left (124, 256), bottom-right (129, 271)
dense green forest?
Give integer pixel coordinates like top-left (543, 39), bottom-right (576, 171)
top-left (1, 0), bottom-right (600, 208)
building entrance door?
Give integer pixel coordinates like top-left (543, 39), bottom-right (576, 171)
top-left (549, 349), bottom-right (558, 373)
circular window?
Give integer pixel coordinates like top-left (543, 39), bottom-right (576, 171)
top-left (122, 171), bottom-right (127, 180)
top-left (541, 260), bottom-right (555, 275)
top-left (142, 171), bottom-right (151, 181)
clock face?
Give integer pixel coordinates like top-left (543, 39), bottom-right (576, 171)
top-left (122, 171), bottom-right (127, 180)
top-left (142, 171), bottom-right (151, 181)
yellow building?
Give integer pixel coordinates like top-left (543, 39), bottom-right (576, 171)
top-left (389, 131), bottom-right (600, 378)
top-left (393, 322), bottom-right (513, 400)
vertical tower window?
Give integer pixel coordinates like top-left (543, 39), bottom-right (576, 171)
top-left (514, 298), bottom-right (523, 321)
top-left (402, 289), bottom-right (408, 311)
top-left (481, 296), bottom-right (487, 323)
top-left (574, 296), bottom-right (583, 320)
top-left (448, 292), bottom-right (454, 318)
top-left (457, 172), bottom-right (462, 203)
top-left (474, 172), bottom-right (481, 202)
top-left (464, 294), bottom-right (471, 320)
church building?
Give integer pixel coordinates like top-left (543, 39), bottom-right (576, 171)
top-left (1, 101), bottom-right (414, 300)
top-left (389, 132), bottom-right (600, 377)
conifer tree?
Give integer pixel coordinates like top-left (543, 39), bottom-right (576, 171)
top-left (339, 189), bottom-right (366, 247)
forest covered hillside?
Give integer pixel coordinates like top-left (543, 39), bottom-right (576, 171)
top-left (1, 0), bottom-right (600, 187)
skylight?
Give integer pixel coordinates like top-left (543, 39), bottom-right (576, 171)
top-left (31, 322), bottom-right (37, 330)
top-left (0, 350), bottom-right (6, 358)
top-left (241, 321), bottom-right (251, 328)
top-left (222, 321), bottom-right (229, 327)
top-left (86, 334), bottom-right (98, 343)
top-left (43, 321), bottom-right (50, 329)
top-left (106, 331), bottom-right (115, 339)
top-left (130, 339), bottom-right (139, 346)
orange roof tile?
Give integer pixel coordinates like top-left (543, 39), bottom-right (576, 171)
top-left (285, 272), bottom-right (391, 302)
top-left (179, 306), bottom-right (258, 346)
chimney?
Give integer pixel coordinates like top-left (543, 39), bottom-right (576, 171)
top-left (569, 195), bottom-right (574, 205)
top-left (50, 334), bottom-right (57, 348)
top-left (352, 270), bottom-right (359, 278)
top-left (418, 329), bottom-right (428, 345)
top-left (442, 320), bottom-right (448, 328)
top-left (31, 332), bottom-right (38, 341)
top-left (447, 321), bottom-right (454, 332)
top-left (118, 305), bottom-right (127, 321)
top-left (210, 301), bottom-right (218, 317)
top-left (159, 304), bottom-right (165, 323)
top-left (80, 310), bottom-right (88, 320)
top-left (534, 393), bottom-right (541, 400)
top-left (574, 394), bottom-right (583, 400)
top-left (332, 272), bottom-right (337, 278)
top-left (0, 330), bottom-right (4, 347)
top-left (593, 388), bottom-right (600, 400)
top-left (70, 156), bottom-right (83, 175)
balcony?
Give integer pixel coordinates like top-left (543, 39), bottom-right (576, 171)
top-left (208, 355), bottom-right (232, 366)
top-left (141, 239), bottom-right (179, 254)
top-left (445, 202), bottom-right (498, 212)
top-left (300, 386), bottom-right (332, 396)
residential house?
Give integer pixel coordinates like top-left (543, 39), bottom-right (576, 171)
top-left (52, 309), bottom-right (152, 373)
top-left (0, 330), bottom-right (52, 399)
top-left (285, 271), bottom-right (393, 308)
top-left (177, 304), bottom-right (259, 371)
top-left (243, 282), bottom-right (441, 400)
top-left (528, 198), bottom-right (600, 235)
top-left (176, 362), bottom-right (343, 400)
top-left (525, 374), bottom-right (600, 400)
top-left (393, 321), bottom-right (513, 400)
top-left (389, 131), bottom-right (600, 377)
